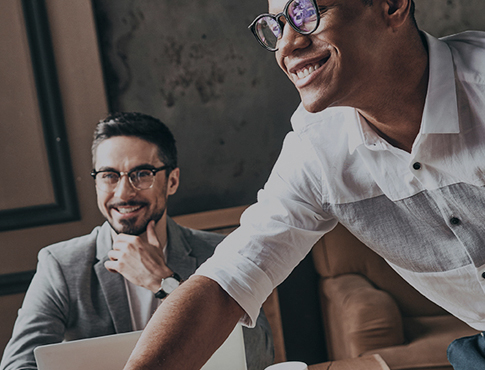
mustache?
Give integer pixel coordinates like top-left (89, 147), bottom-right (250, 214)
top-left (108, 201), bottom-right (149, 209)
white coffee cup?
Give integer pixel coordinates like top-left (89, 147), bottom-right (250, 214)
top-left (264, 361), bottom-right (308, 370)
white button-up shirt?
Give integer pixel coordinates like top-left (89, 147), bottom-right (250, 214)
top-left (196, 31), bottom-right (485, 330)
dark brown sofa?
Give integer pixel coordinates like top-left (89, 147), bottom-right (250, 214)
top-left (312, 223), bottom-right (479, 370)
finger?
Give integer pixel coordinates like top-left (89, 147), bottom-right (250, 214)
top-left (112, 234), bottom-right (134, 248)
top-left (112, 237), bottom-right (136, 253)
top-left (107, 250), bottom-right (121, 261)
top-left (146, 220), bottom-right (160, 247)
top-left (104, 260), bottom-right (119, 273)
top-left (111, 237), bottom-right (124, 251)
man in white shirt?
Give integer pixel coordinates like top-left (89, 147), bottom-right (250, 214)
top-left (123, 0), bottom-right (485, 369)
top-left (0, 112), bottom-right (273, 370)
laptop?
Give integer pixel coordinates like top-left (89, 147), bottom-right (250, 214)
top-left (34, 324), bottom-right (247, 370)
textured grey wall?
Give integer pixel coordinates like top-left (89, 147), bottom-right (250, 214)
top-left (93, 0), bottom-right (299, 216)
top-left (416, 0), bottom-right (485, 37)
top-left (92, 0), bottom-right (485, 216)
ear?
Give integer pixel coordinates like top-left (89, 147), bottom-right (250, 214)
top-left (166, 167), bottom-right (180, 196)
top-left (383, 0), bottom-right (412, 29)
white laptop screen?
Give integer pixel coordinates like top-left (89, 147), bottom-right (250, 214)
top-left (34, 324), bottom-right (247, 370)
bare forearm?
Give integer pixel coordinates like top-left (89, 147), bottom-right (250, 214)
top-left (123, 275), bottom-right (245, 370)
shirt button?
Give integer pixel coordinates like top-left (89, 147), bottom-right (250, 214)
top-left (482, 272), bottom-right (485, 279)
top-left (450, 217), bottom-right (461, 225)
top-left (413, 162), bottom-right (421, 170)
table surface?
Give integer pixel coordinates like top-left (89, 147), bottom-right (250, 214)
top-left (308, 354), bottom-right (390, 370)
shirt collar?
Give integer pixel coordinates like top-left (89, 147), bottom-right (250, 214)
top-left (420, 31), bottom-right (460, 134)
top-left (349, 31), bottom-right (460, 153)
top-left (347, 110), bottom-right (370, 154)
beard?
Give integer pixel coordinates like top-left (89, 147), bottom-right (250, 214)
top-left (108, 202), bottom-right (166, 236)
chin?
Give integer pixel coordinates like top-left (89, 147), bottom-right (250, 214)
top-left (303, 104), bottom-right (325, 113)
top-left (110, 219), bottom-right (147, 236)
top-left (298, 87), bottom-right (334, 114)
top-left (300, 98), bottom-right (330, 114)
top-left (300, 87), bottom-right (348, 113)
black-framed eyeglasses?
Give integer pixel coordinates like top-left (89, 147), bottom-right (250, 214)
top-left (90, 166), bottom-right (169, 192)
top-left (248, 0), bottom-right (320, 52)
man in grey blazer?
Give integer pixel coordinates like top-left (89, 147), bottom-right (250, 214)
top-left (0, 112), bottom-right (273, 370)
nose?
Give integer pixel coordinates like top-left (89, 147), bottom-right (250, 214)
top-left (113, 174), bottom-right (136, 200)
top-left (277, 20), bottom-right (311, 57)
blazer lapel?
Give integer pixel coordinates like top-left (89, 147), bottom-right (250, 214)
top-left (94, 222), bottom-right (132, 333)
top-left (93, 219), bottom-right (197, 333)
top-left (166, 217), bottom-right (197, 281)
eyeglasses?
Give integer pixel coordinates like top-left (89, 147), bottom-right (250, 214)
top-left (91, 166), bottom-right (169, 192)
top-left (248, 0), bottom-right (320, 52)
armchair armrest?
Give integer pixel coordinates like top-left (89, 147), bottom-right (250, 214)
top-left (321, 274), bottom-right (404, 358)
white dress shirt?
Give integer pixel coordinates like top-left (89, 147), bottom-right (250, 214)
top-left (123, 244), bottom-right (167, 330)
top-left (196, 30), bottom-right (485, 330)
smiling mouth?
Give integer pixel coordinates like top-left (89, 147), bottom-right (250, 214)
top-left (296, 62), bottom-right (322, 79)
top-left (116, 206), bottom-right (142, 214)
top-left (292, 55), bottom-right (330, 80)
top-left (109, 202), bottom-right (147, 215)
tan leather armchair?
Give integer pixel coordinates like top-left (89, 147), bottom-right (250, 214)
top-left (312, 223), bottom-right (479, 370)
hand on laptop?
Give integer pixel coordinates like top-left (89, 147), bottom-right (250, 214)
top-left (105, 220), bottom-right (173, 293)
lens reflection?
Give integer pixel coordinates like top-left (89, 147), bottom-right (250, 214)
top-left (289, 0), bottom-right (317, 32)
top-left (250, 0), bottom-right (319, 51)
top-left (256, 16), bottom-right (280, 49)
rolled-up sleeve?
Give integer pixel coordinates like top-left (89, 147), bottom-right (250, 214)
top-left (195, 131), bottom-right (337, 326)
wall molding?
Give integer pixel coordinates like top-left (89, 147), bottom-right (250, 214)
top-left (0, 0), bottom-right (80, 232)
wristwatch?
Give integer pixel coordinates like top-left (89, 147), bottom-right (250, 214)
top-left (154, 272), bottom-right (181, 299)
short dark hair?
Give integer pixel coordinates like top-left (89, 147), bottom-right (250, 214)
top-left (92, 112), bottom-right (177, 173)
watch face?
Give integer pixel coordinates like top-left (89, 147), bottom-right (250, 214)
top-left (161, 277), bottom-right (180, 294)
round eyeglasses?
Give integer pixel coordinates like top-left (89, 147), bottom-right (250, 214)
top-left (248, 0), bottom-right (320, 52)
top-left (91, 166), bottom-right (169, 192)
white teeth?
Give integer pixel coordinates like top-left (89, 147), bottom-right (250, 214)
top-left (296, 63), bottom-right (321, 79)
top-left (117, 206), bottom-right (141, 214)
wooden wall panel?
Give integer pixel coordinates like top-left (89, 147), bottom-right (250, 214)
top-left (0, 0), bottom-right (108, 355)
top-left (0, 0), bottom-right (81, 232)
top-left (0, 1), bottom-right (54, 212)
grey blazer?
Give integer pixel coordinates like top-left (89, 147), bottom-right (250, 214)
top-left (1, 217), bottom-right (274, 370)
